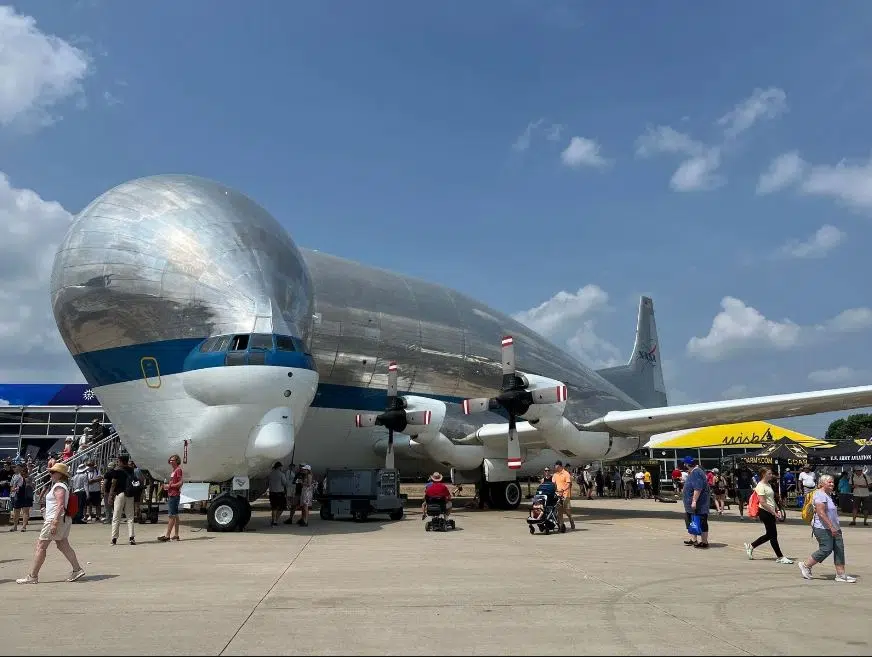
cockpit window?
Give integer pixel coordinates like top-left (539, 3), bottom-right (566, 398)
top-left (275, 335), bottom-right (296, 352)
top-left (249, 333), bottom-right (273, 350)
top-left (229, 334), bottom-right (249, 351)
top-left (199, 337), bottom-right (219, 353)
top-left (213, 335), bottom-right (231, 352)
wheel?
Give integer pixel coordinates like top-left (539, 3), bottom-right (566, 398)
top-left (207, 495), bottom-right (243, 532)
top-left (559, 523), bottom-right (566, 534)
top-left (353, 510), bottom-right (368, 523)
top-left (529, 525), bottom-right (535, 535)
top-left (320, 504), bottom-right (332, 520)
top-left (545, 527), bottom-right (551, 535)
top-left (488, 481), bottom-right (522, 510)
top-left (389, 508), bottom-right (404, 521)
top-left (448, 519), bottom-right (455, 530)
top-left (238, 497), bottom-right (252, 531)
top-left (425, 522), bottom-right (432, 531)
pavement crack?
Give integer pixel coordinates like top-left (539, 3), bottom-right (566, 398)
top-left (218, 537), bottom-right (313, 656)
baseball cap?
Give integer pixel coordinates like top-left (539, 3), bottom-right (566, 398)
top-left (682, 456), bottom-right (696, 466)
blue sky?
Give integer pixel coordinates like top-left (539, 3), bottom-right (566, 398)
top-left (2, 1), bottom-right (872, 436)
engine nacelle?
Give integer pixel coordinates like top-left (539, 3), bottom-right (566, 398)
top-left (538, 416), bottom-right (643, 461)
top-left (400, 395), bottom-right (447, 435)
top-left (518, 372), bottom-right (568, 422)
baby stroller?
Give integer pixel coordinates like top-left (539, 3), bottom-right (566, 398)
top-left (527, 481), bottom-right (562, 535)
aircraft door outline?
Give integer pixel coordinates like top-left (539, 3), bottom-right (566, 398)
top-left (141, 356), bottom-right (161, 388)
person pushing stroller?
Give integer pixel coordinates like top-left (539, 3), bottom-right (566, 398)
top-left (527, 479), bottom-right (562, 534)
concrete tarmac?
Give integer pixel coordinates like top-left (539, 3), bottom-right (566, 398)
top-left (1, 497), bottom-right (870, 655)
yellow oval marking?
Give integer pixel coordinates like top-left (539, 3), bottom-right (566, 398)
top-left (141, 356), bottom-right (161, 389)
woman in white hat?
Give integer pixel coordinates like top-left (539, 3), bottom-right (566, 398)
top-left (17, 462), bottom-right (86, 584)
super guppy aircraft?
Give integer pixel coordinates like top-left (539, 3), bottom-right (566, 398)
top-left (49, 174), bottom-right (872, 531)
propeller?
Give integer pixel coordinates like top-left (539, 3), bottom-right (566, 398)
top-left (462, 336), bottom-right (568, 470)
top-left (354, 361), bottom-right (432, 470)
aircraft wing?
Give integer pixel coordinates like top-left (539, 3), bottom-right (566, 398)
top-left (581, 385), bottom-right (872, 436)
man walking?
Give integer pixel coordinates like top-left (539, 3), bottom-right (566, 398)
top-left (108, 455), bottom-right (136, 546)
top-left (551, 460), bottom-right (575, 531)
top-left (682, 456), bottom-right (711, 549)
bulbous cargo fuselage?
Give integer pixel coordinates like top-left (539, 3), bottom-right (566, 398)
top-left (50, 175), bottom-right (320, 481)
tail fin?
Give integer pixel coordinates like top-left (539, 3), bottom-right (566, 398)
top-left (596, 296), bottom-right (668, 408)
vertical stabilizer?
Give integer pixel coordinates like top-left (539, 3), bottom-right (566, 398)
top-left (596, 296), bottom-right (668, 408)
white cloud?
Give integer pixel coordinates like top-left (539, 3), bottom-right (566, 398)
top-left (717, 87), bottom-right (788, 139)
top-left (512, 285), bottom-right (621, 368)
top-left (808, 367), bottom-right (871, 386)
top-left (777, 224), bottom-right (844, 259)
top-left (0, 399), bottom-right (9, 406)
top-left (0, 5), bottom-right (92, 129)
top-left (637, 88), bottom-right (788, 193)
top-left (560, 136), bottom-right (608, 169)
top-left (513, 285), bottom-right (609, 336)
top-left (512, 118), bottom-right (563, 152)
top-left (757, 151), bottom-right (807, 195)
top-left (635, 126), bottom-right (722, 191)
top-left (688, 297), bottom-right (872, 362)
top-left (566, 321), bottom-right (622, 369)
top-left (0, 173), bottom-right (82, 382)
top-left (801, 156), bottom-right (872, 211)
top-left (670, 149), bottom-right (723, 191)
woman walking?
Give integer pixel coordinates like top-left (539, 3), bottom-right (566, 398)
top-left (799, 474), bottom-right (856, 582)
top-left (711, 468), bottom-right (727, 515)
top-left (158, 454), bottom-right (183, 542)
top-left (744, 468), bottom-right (793, 564)
top-left (297, 464), bottom-right (313, 527)
top-left (16, 462), bottom-right (86, 584)
top-left (9, 463), bottom-right (33, 532)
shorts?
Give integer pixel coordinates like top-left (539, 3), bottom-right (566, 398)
top-left (561, 497), bottom-right (572, 511)
top-left (269, 492), bottom-right (286, 511)
top-left (853, 495), bottom-right (871, 512)
top-left (88, 491), bottom-right (102, 506)
top-left (738, 489), bottom-right (752, 503)
top-left (167, 495), bottom-right (180, 517)
top-left (12, 492), bottom-right (33, 510)
top-left (38, 517), bottom-right (72, 541)
top-left (684, 512), bottom-right (709, 534)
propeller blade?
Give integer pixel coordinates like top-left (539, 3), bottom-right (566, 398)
top-left (506, 414), bottom-right (522, 470)
top-left (386, 361), bottom-right (398, 401)
top-left (385, 428), bottom-right (395, 470)
top-left (462, 398), bottom-right (491, 415)
top-left (405, 409), bottom-right (432, 426)
top-left (531, 385), bottom-right (568, 405)
top-left (500, 335), bottom-right (515, 376)
top-left (354, 413), bottom-right (379, 428)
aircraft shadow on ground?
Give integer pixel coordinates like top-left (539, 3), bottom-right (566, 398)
top-left (576, 502), bottom-right (807, 526)
top-left (0, 559), bottom-right (24, 565)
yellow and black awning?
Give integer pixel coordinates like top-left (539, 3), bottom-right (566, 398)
top-left (645, 421), bottom-right (831, 450)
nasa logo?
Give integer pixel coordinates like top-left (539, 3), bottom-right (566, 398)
top-left (637, 343), bottom-right (657, 364)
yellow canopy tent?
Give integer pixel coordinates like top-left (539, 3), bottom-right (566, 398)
top-left (645, 421), bottom-right (831, 450)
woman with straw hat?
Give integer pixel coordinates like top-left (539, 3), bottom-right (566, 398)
top-left (16, 462), bottom-right (86, 585)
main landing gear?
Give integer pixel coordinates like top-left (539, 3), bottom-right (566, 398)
top-left (484, 480), bottom-right (522, 511)
top-left (207, 494), bottom-right (252, 532)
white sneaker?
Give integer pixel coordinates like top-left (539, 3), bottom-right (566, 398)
top-left (799, 562), bottom-right (812, 580)
top-left (15, 574), bottom-right (38, 585)
top-left (835, 574), bottom-right (857, 583)
top-left (775, 557), bottom-right (794, 564)
top-left (744, 542), bottom-right (753, 560)
top-left (67, 569), bottom-right (86, 582)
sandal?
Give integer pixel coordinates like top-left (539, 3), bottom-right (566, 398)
top-left (683, 540), bottom-right (696, 546)
top-left (157, 535), bottom-right (169, 542)
top-left (170, 536), bottom-right (180, 541)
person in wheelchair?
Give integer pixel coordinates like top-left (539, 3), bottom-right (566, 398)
top-left (422, 471), bottom-right (452, 520)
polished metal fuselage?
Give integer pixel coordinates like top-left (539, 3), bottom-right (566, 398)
top-left (302, 250), bottom-right (641, 436)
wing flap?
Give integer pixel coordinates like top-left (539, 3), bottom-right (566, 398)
top-left (582, 385), bottom-right (872, 435)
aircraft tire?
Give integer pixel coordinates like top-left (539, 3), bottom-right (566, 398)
top-left (207, 495), bottom-right (243, 532)
top-left (488, 481), bottom-right (522, 510)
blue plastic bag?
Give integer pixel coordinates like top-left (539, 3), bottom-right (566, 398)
top-left (688, 514), bottom-right (702, 536)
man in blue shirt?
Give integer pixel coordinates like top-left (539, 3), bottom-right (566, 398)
top-left (682, 456), bottom-right (711, 549)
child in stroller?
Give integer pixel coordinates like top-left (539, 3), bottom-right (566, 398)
top-left (527, 481), bottom-right (562, 535)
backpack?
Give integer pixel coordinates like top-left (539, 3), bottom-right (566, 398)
top-left (747, 491), bottom-right (760, 518)
top-left (801, 490), bottom-right (818, 524)
top-left (124, 467), bottom-right (142, 497)
top-left (58, 483), bottom-right (78, 518)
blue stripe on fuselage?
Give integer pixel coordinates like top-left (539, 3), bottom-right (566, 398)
top-left (74, 337), bottom-right (317, 389)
